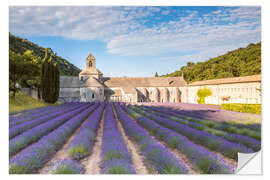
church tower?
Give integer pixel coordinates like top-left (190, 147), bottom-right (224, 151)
top-left (79, 53), bottom-right (104, 102)
top-left (86, 53), bottom-right (96, 70)
top-left (79, 53), bottom-right (103, 81)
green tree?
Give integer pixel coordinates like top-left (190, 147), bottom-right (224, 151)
top-left (162, 42), bottom-right (261, 83)
top-left (9, 50), bottom-right (40, 98)
top-left (196, 87), bottom-right (213, 104)
top-left (41, 49), bottom-right (60, 103)
top-left (155, 72), bottom-right (159, 77)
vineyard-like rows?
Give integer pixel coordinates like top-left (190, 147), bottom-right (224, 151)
top-left (9, 102), bottom-right (261, 174)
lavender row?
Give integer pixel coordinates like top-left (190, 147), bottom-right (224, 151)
top-left (153, 104), bottom-right (261, 132)
top-left (114, 103), bottom-right (189, 174)
top-left (9, 103), bottom-right (96, 174)
top-left (67, 102), bottom-right (106, 160)
top-left (120, 104), bottom-right (233, 174)
top-left (149, 105), bottom-right (261, 139)
top-left (9, 103), bottom-right (96, 157)
top-left (100, 103), bottom-right (135, 174)
top-left (129, 105), bottom-right (253, 160)
top-left (49, 159), bottom-right (84, 174)
top-left (9, 104), bottom-right (63, 121)
top-left (142, 102), bottom-right (261, 128)
top-left (9, 103), bottom-right (72, 122)
top-left (9, 103), bottom-right (76, 127)
top-left (9, 103), bottom-right (83, 139)
top-left (140, 105), bottom-right (260, 151)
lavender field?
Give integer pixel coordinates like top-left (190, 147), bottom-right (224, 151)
top-left (9, 102), bottom-right (261, 174)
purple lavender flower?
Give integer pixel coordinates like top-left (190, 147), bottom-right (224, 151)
top-left (67, 102), bottom-right (105, 160)
top-left (114, 103), bottom-right (189, 174)
top-left (50, 159), bottom-right (84, 174)
top-left (141, 105), bottom-right (261, 151)
top-left (9, 103), bottom-right (94, 157)
top-left (9, 103), bottom-right (84, 139)
top-left (9, 103), bottom-right (98, 174)
top-left (100, 103), bottom-right (135, 174)
top-left (130, 105), bottom-right (253, 160)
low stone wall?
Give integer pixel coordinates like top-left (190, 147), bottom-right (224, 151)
top-left (21, 88), bottom-right (39, 100)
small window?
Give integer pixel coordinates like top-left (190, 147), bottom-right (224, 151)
top-left (92, 93), bottom-right (95, 99)
top-left (81, 76), bottom-right (83, 81)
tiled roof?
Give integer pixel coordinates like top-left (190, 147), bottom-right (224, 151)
top-left (81, 77), bottom-right (103, 87)
top-left (189, 74), bottom-right (261, 86)
top-left (79, 68), bottom-right (103, 75)
top-left (103, 77), bottom-right (187, 87)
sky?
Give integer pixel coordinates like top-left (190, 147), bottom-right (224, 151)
top-left (9, 6), bottom-right (261, 77)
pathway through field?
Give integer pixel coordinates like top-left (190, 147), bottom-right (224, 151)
top-left (39, 110), bottom-right (94, 173)
top-left (81, 107), bottom-right (105, 174)
top-left (112, 104), bottom-right (148, 174)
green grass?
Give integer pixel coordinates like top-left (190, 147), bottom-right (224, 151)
top-left (9, 91), bottom-right (59, 113)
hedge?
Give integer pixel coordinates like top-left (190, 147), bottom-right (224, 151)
top-left (221, 103), bottom-right (261, 114)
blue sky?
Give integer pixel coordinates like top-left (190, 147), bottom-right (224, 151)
top-left (9, 6), bottom-right (261, 77)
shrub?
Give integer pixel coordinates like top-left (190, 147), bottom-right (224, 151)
top-left (221, 103), bottom-right (261, 114)
top-left (196, 87), bottom-right (213, 104)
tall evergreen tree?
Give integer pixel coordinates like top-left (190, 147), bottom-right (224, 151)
top-left (155, 72), bottom-right (159, 77)
top-left (41, 49), bottom-right (60, 103)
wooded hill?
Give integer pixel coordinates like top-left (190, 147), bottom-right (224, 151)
top-left (9, 33), bottom-right (81, 76)
top-left (162, 42), bottom-right (261, 83)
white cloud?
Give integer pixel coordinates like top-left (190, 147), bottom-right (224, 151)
top-left (9, 6), bottom-right (261, 62)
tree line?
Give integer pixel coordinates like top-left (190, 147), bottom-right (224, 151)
top-left (162, 42), bottom-right (261, 83)
top-left (9, 48), bottom-right (60, 103)
top-left (9, 33), bottom-right (81, 76)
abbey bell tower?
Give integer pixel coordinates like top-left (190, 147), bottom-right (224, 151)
top-left (86, 53), bottom-right (96, 69)
top-left (79, 53), bottom-right (103, 81)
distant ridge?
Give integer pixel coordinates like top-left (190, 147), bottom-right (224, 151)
top-left (9, 33), bottom-right (81, 76)
top-left (162, 42), bottom-right (261, 83)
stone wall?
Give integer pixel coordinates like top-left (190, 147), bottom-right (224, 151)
top-left (59, 87), bottom-right (80, 102)
top-left (21, 88), bottom-right (39, 100)
top-left (80, 87), bottom-right (104, 102)
top-left (187, 82), bottom-right (261, 104)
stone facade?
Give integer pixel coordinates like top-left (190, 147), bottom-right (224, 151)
top-left (59, 53), bottom-right (261, 104)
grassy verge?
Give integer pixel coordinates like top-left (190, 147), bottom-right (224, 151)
top-left (221, 103), bottom-right (261, 114)
top-left (9, 91), bottom-right (59, 113)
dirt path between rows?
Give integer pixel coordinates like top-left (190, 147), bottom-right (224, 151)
top-left (123, 106), bottom-right (204, 174)
top-left (112, 104), bottom-right (148, 174)
top-left (81, 108), bottom-right (105, 174)
top-left (39, 109), bottom-right (96, 174)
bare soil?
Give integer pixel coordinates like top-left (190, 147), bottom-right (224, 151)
top-left (112, 104), bottom-right (148, 174)
top-left (39, 111), bottom-right (94, 174)
top-left (81, 108), bottom-right (105, 174)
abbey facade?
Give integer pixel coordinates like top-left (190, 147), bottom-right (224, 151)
top-left (59, 53), bottom-right (261, 105)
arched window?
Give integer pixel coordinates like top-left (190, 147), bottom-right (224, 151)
top-left (81, 76), bottom-right (83, 81)
top-left (92, 93), bottom-right (95, 99)
top-left (89, 61), bottom-right (92, 67)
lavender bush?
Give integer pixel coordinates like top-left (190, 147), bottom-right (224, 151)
top-left (129, 105), bottom-right (253, 160)
top-left (67, 102), bottom-right (105, 160)
top-left (9, 103), bottom-right (83, 139)
top-left (140, 105), bottom-right (260, 151)
top-left (50, 159), bottom-right (84, 174)
top-left (100, 103), bottom-right (135, 174)
top-left (9, 103), bottom-right (94, 156)
top-left (9, 103), bottom-right (74, 127)
top-left (114, 103), bottom-right (189, 174)
top-left (9, 103), bottom-right (97, 174)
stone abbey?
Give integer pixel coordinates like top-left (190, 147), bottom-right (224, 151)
top-left (59, 53), bottom-right (261, 104)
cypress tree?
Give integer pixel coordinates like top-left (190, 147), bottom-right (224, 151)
top-left (41, 49), bottom-right (49, 101)
top-left (41, 49), bottom-right (59, 103)
top-left (48, 55), bottom-right (54, 102)
top-left (54, 63), bottom-right (60, 101)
